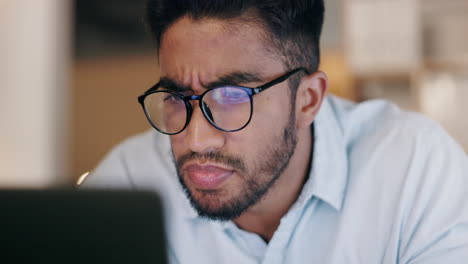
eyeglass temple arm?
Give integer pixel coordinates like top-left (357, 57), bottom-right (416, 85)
top-left (253, 67), bottom-right (310, 94)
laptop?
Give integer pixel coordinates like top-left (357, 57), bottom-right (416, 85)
top-left (0, 190), bottom-right (167, 264)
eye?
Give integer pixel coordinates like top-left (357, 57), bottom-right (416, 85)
top-left (163, 93), bottom-right (183, 104)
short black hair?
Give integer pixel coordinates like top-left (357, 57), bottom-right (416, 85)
top-left (145, 0), bottom-right (324, 94)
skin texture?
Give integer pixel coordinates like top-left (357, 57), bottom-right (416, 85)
top-left (159, 16), bottom-right (328, 242)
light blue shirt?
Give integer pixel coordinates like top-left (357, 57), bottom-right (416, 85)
top-left (82, 96), bottom-right (468, 263)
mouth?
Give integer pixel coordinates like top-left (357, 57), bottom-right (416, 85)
top-left (183, 163), bottom-right (235, 190)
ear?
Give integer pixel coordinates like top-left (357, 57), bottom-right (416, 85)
top-left (295, 71), bottom-right (328, 129)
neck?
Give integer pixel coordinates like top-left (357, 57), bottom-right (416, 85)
top-left (233, 126), bottom-right (313, 242)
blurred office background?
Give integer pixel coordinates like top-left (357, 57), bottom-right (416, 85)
top-left (1, 0), bottom-right (467, 188)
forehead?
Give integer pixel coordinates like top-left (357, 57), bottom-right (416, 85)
top-left (158, 16), bottom-right (283, 86)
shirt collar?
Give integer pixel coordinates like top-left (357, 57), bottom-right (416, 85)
top-left (300, 96), bottom-right (349, 211)
top-left (177, 95), bottom-right (349, 219)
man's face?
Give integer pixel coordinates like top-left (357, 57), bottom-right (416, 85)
top-left (159, 17), bottom-right (298, 221)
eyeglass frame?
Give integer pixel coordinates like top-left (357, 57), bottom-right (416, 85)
top-left (138, 67), bottom-right (310, 135)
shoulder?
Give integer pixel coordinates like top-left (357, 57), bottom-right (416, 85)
top-left (327, 95), bottom-right (439, 142)
top-left (327, 96), bottom-right (468, 223)
top-left (80, 129), bottom-right (177, 192)
top-left (327, 95), bottom-right (466, 177)
top-left (327, 96), bottom-right (468, 261)
top-left (325, 96), bottom-right (461, 161)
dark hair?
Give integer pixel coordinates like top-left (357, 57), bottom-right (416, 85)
top-left (145, 0), bottom-right (324, 95)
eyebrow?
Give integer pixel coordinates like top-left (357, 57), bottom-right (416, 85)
top-left (158, 78), bottom-right (191, 93)
top-left (205, 72), bottom-right (263, 89)
top-left (159, 71), bottom-right (264, 93)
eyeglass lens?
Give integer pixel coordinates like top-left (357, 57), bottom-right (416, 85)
top-left (143, 86), bottom-right (252, 134)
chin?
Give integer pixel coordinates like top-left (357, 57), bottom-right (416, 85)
top-left (189, 189), bottom-right (246, 221)
top-left (192, 188), bottom-right (229, 207)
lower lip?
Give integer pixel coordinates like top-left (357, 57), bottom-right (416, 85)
top-left (185, 165), bottom-right (234, 189)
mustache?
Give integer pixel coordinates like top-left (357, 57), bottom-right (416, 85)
top-left (175, 151), bottom-right (247, 173)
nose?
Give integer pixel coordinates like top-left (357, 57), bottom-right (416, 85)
top-left (183, 104), bottom-right (225, 153)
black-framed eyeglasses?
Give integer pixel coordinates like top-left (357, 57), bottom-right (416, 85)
top-left (138, 67), bottom-right (309, 135)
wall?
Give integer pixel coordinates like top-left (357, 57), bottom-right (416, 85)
top-left (0, 0), bottom-right (71, 187)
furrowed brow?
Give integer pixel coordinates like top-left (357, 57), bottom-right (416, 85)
top-left (205, 72), bottom-right (264, 89)
top-left (159, 72), bottom-right (264, 92)
top-left (159, 77), bottom-right (192, 93)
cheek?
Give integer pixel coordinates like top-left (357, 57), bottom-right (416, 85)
top-left (252, 92), bottom-right (292, 131)
top-left (228, 99), bottom-right (290, 151)
top-left (169, 134), bottom-right (186, 157)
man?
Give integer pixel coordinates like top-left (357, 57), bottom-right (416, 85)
top-left (82, 0), bottom-right (468, 263)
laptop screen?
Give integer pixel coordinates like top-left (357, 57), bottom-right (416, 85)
top-left (0, 190), bottom-right (167, 264)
